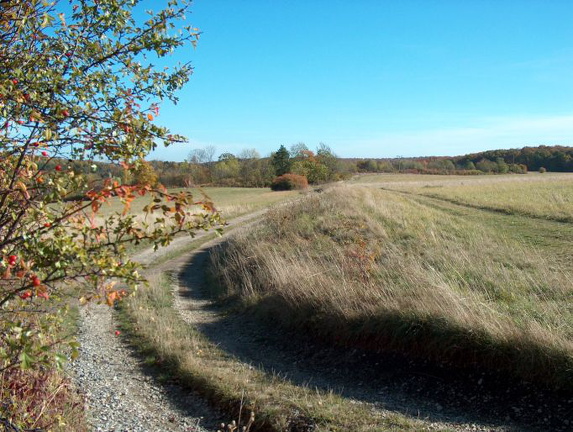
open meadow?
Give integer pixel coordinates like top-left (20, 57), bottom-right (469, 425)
top-left (98, 186), bottom-right (299, 221)
top-left (350, 172), bottom-right (573, 222)
top-left (119, 173), bottom-right (573, 431)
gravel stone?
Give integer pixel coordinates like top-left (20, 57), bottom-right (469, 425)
top-left (71, 304), bottom-right (214, 432)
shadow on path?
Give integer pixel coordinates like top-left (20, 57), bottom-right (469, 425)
top-left (177, 247), bottom-right (573, 432)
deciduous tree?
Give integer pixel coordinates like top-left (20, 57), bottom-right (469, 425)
top-left (0, 1), bottom-right (220, 427)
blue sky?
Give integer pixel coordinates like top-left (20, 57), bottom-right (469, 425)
top-left (147, 0), bottom-right (573, 161)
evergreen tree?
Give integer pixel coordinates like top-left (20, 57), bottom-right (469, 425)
top-left (271, 145), bottom-right (292, 176)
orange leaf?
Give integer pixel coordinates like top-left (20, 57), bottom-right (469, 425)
top-left (105, 291), bottom-right (118, 307)
top-left (36, 286), bottom-right (49, 300)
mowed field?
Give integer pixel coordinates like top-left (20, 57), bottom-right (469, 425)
top-left (351, 172), bottom-right (573, 222)
top-left (210, 173), bottom-right (573, 390)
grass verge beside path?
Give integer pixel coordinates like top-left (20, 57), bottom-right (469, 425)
top-left (1, 298), bottom-right (87, 431)
top-left (118, 272), bottom-right (428, 432)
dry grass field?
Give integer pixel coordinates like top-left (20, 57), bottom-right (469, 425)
top-left (351, 172), bottom-right (573, 222)
top-left (209, 175), bottom-right (573, 390)
top-left (98, 186), bottom-right (299, 221)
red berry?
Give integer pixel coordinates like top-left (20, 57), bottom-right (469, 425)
top-left (41, 151), bottom-right (48, 157)
top-left (114, 330), bottom-right (121, 336)
top-left (11, 79), bottom-right (18, 85)
top-left (55, 165), bottom-right (62, 171)
top-left (17, 120), bottom-right (24, 125)
top-left (43, 222), bottom-right (51, 228)
top-left (31, 276), bottom-right (41, 287)
top-left (61, 110), bottom-right (70, 117)
top-left (19, 291), bottom-right (32, 300)
top-left (8, 255), bottom-right (17, 262)
top-left (37, 291), bottom-right (49, 300)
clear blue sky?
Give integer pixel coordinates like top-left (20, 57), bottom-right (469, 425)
top-left (147, 0), bottom-right (573, 161)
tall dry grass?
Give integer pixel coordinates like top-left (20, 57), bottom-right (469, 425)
top-left (119, 273), bottom-right (421, 431)
top-left (209, 185), bottom-right (573, 390)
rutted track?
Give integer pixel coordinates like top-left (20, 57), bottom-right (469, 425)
top-left (379, 185), bottom-right (573, 224)
top-left (392, 189), bottom-right (573, 265)
top-left (168, 198), bottom-right (572, 431)
top-left (74, 194), bottom-right (573, 431)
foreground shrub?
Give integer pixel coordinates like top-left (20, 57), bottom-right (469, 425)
top-left (0, 366), bottom-right (85, 431)
top-left (0, 1), bottom-right (221, 427)
top-left (270, 174), bottom-right (308, 191)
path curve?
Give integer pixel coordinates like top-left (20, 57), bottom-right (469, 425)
top-left (170, 209), bottom-right (573, 432)
top-left (73, 199), bottom-right (572, 432)
top-left (71, 210), bottom-right (266, 432)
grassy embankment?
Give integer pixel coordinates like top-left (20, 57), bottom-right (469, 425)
top-left (209, 176), bottom-right (573, 392)
top-left (117, 186), bottom-right (433, 431)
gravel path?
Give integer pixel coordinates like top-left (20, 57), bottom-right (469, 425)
top-left (73, 304), bottom-right (213, 432)
top-left (70, 210), bottom-right (267, 432)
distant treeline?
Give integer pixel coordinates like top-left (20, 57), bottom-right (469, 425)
top-left (149, 143), bottom-right (357, 188)
top-left (55, 144), bottom-right (573, 189)
top-left (351, 145), bottom-right (573, 175)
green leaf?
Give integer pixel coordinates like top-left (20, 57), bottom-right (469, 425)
top-left (55, 353), bottom-right (67, 370)
top-left (19, 351), bottom-right (35, 370)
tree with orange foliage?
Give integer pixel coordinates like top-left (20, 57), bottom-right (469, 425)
top-left (0, 1), bottom-right (220, 427)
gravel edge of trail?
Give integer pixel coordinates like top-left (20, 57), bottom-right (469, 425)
top-left (70, 209), bottom-right (268, 432)
top-left (73, 304), bottom-right (214, 432)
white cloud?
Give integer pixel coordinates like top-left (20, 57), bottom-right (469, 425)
top-left (333, 114), bottom-right (573, 158)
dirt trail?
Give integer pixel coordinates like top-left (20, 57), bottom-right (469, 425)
top-left (75, 200), bottom-right (573, 432)
top-left (168, 208), bottom-right (573, 432)
top-left (72, 210), bottom-right (266, 432)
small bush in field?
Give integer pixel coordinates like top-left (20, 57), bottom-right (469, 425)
top-left (271, 174), bottom-right (308, 191)
top-left (539, 167), bottom-right (547, 173)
